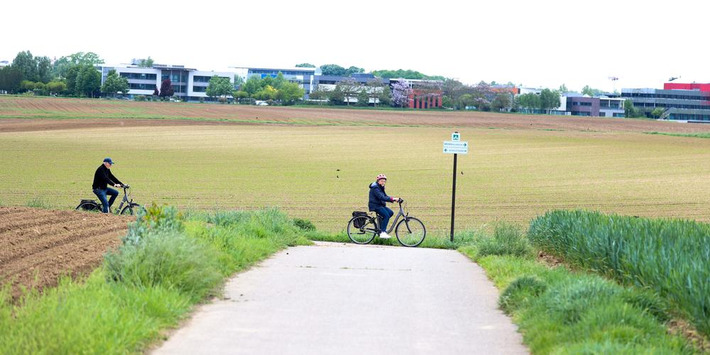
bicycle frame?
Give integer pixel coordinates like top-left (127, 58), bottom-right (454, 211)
top-left (375, 200), bottom-right (408, 234)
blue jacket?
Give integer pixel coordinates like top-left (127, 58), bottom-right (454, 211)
top-left (368, 181), bottom-right (393, 211)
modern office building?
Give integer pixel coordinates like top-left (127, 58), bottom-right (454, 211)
top-left (621, 83), bottom-right (710, 122)
top-left (99, 64), bottom-right (234, 101)
top-left (565, 94), bottom-right (625, 117)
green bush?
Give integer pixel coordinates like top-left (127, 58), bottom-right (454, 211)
top-left (135, 95), bottom-right (146, 101)
top-left (528, 210), bottom-right (710, 336)
top-left (104, 230), bottom-right (222, 302)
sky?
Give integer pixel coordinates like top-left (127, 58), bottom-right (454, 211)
top-left (2, 0), bottom-right (708, 92)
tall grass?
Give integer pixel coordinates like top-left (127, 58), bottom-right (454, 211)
top-left (528, 210), bottom-right (710, 336)
top-left (458, 252), bottom-right (694, 354)
top-left (0, 205), bottom-right (313, 354)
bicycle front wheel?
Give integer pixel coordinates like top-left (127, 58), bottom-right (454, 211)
top-left (395, 217), bottom-right (426, 247)
top-left (347, 216), bottom-right (377, 244)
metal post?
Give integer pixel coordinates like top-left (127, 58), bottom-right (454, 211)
top-left (450, 153), bottom-right (457, 242)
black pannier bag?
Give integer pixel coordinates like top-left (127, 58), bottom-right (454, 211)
top-left (352, 211), bottom-right (368, 228)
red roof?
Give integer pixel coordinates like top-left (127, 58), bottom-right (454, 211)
top-left (664, 83), bottom-right (710, 92)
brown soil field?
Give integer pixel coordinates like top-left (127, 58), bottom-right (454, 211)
top-left (1, 96), bottom-right (709, 133)
top-left (0, 207), bottom-right (131, 299)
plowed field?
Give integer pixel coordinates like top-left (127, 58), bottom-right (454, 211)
top-left (0, 207), bottom-right (131, 299)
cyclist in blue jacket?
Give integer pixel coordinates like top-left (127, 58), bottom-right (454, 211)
top-left (368, 174), bottom-right (400, 239)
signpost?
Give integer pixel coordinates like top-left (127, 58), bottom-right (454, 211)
top-left (443, 132), bottom-right (467, 242)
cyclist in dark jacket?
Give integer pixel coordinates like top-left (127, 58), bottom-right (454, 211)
top-left (368, 174), bottom-right (400, 239)
top-left (92, 157), bottom-right (124, 213)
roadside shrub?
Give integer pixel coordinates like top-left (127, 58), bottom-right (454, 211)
top-left (499, 276), bottom-right (547, 314)
top-left (134, 95), bottom-right (146, 101)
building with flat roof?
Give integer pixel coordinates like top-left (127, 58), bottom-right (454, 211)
top-left (99, 64), bottom-right (234, 101)
top-left (565, 93), bottom-right (625, 117)
top-left (621, 84), bottom-right (710, 122)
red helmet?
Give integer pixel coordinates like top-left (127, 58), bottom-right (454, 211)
top-left (376, 174), bottom-right (387, 181)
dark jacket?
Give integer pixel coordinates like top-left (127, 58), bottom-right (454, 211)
top-left (368, 181), bottom-right (393, 211)
top-left (92, 164), bottom-right (123, 190)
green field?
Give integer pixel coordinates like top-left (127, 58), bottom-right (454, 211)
top-left (1, 123), bottom-right (708, 233)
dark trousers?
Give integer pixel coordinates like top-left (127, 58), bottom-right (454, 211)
top-left (372, 206), bottom-right (394, 232)
top-left (93, 187), bottom-right (118, 213)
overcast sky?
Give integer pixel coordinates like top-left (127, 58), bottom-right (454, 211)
top-left (2, 0), bottom-right (707, 92)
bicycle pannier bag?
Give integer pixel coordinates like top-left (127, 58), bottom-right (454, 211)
top-left (352, 211), bottom-right (368, 228)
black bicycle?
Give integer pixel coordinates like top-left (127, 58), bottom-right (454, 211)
top-left (347, 199), bottom-right (426, 247)
top-left (76, 185), bottom-right (140, 215)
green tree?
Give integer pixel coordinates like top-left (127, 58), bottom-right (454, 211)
top-left (559, 84), bottom-right (569, 93)
top-left (581, 85), bottom-right (603, 97)
top-left (273, 72), bottom-right (286, 89)
top-left (516, 93), bottom-right (541, 112)
top-left (295, 63), bottom-right (315, 68)
top-left (242, 76), bottom-right (261, 96)
top-left (47, 81), bottom-right (67, 95)
top-left (539, 89), bottom-right (561, 113)
top-left (12, 51), bottom-right (38, 82)
top-left (233, 75), bottom-right (244, 88)
top-left (75, 65), bottom-right (101, 97)
top-left (137, 57), bottom-right (154, 68)
top-left (491, 92), bottom-right (512, 112)
top-left (0, 66), bottom-right (23, 93)
top-left (254, 85), bottom-right (277, 100)
top-left (327, 86), bottom-right (345, 105)
top-left (53, 52), bottom-right (104, 79)
top-left (206, 76), bottom-right (233, 101)
top-left (36, 56), bottom-right (52, 83)
top-left (624, 100), bottom-right (641, 118)
top-left (335, 78), bottom-right (359, 106)
top-left (320, 64), bottom-right (347, 76)
top-left (356, 89), bottom-right (369, 106)
top-left (651, 107), bottom-right (665, 118)
top-left (101, 69), bottom-right (130, 96)
top-left (275, 81), bottom-right (304, 105)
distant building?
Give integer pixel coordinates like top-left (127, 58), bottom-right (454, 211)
top-left (565, 93), bottom-right (625, 117)
top-left (398, 79), bottom-right (443, 109)
top-left (99, 64), bottom-right (234, 101)
top-left (622, 83), bottom-right (710, 121)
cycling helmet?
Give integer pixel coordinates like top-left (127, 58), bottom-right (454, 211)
top-left (376, 174), bottom-right (387, 181)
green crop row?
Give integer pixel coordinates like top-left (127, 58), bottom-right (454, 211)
top-left (527, 210), bottom-right (710, 337)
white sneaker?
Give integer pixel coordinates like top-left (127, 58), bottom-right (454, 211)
top-left (379, 232), bottom-right (391, 239)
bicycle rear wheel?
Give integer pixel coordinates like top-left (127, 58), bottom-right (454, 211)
top-left (395, 217), bottom-right (426, 247)
top-left (347, 216), bottom-right (378, 244)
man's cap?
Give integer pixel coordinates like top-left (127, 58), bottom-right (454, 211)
top-left (103, 158), bottom-right (115, 165)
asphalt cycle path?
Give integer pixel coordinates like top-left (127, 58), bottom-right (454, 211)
top-left (154, 242), bottom-right (528, 354)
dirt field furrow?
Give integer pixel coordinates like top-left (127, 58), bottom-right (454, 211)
top-left (0, 207), bottom-right (131, 299)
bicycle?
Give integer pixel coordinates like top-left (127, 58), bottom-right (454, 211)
top-left (347, 199), bottom-right (426, 247)
top-left (76, 185), bottom-right (141, 215)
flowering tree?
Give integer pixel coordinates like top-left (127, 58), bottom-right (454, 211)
top-left (391, 80), bottom-right (411, 107)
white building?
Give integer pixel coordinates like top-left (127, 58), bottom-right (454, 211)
top-left (99, 64), bottom-right (235, 101)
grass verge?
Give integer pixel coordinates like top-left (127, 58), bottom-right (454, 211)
top-left (0, 204), bottom-right (315, 354)
top-left (528, 210), bottom-right (710, 337)
top-left (459, 222), bottom-right (702, 354)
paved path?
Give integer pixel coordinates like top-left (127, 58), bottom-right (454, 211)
top-left (154, 242), bottom-right (528, 354)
